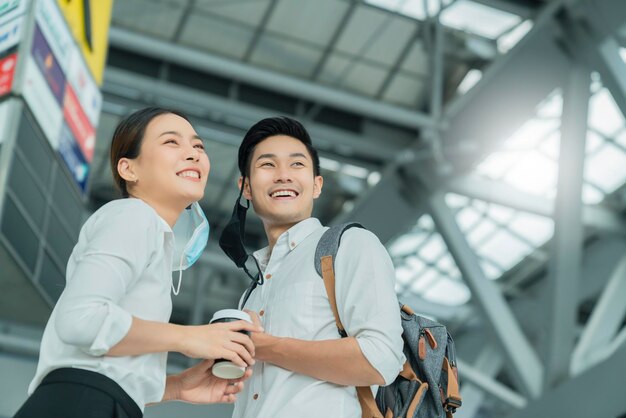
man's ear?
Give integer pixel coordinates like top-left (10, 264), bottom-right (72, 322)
top-left (238, 176), bottom-right (252, 200)
top-left (313, 175), bottom-right (323, 199)
top-left (117, 158), bottom-right (137, 183)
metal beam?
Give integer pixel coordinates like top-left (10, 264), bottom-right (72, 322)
top-left (446, 175), bottom-right (626, 234)
top-left (509, 334), bottom-right (626, 418)
top-left (425, 190), bottom-right (543, 399)
top-left (107, 27), bottom-right (437, 130)
top-left (102, 68), bottom-right (401, 162)
top-left (443, 0), bottom-right (566, 123)
top-left (543, 64), bottom-right (590, 388)
top-left (455, 346), bottom-right (503, 418)
top-left (456, 357), bottom-right (527, 410)
top-left (571, 254), bottom-right (626, 375)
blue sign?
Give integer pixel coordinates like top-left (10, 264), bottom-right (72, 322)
top-left (58, 123), bottom-right (89, 193)
top-left (31, 23), bottom-right (66, 105)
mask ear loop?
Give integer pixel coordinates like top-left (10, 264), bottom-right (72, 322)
top-left (172, 251), bottom-right (184, 295)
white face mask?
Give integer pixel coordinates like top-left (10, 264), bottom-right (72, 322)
top-left (171, 202), bottom-right (210, 295)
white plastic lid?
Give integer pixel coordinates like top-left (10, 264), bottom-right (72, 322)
top-left (210, 309), bottom-right (251, 323)
top-left (212, 362), bottom-right (246, 379)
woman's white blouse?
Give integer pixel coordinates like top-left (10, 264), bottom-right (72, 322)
top-left (28, 198), bottom-right (176, 411)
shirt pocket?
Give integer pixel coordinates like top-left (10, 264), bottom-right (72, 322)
top-left (267, 279), bottom-right (336, 340)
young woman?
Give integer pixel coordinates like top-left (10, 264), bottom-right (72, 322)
top-left (13, 107), bottom-right (261, 418)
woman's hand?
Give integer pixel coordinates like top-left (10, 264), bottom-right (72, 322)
top-left (179, 320), bottom-right (262, 367)
top-left (162, 360), bottom-right (252, 404)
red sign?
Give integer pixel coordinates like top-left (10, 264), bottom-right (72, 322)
top-left (63, 84), bottom-right (95, 162)
top-left (0, 53), bottom-right (17, 97)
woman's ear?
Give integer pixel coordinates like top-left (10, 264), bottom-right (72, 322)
top-left (238, 176), bottom-right (252, 200)
top-left (118, 158), bottom-right (137, 183)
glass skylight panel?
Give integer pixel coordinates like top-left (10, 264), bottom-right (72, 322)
top-left (467, 218), bottom-right (497, 247)
top-left (497, 20), bottom-right (533, 53)
top-left (502, 150), bottom-right (557, 196)
top-left (477, 229), bottom-right (532, 268)
top-left (440, 0), bottom-right (521, 39)
top-left (388, 232), bottom-right (428, 257)
top-left (476, 84), bottom-right (626, 203)
top-left (423, 277), bottom-right (471, 306)
top-left (480, 260), bottom-right (503, 280)
top-left (507, 212), bottom-right (554, 247)
top-left (585, 143), bottom-right (626, 193)
top-left (418, 234), bottom-right (446, 263)
top-left (589, 88), bottom-right (625, 137)
top-left (365, 0), bottom-right (452, 21)
top-left (457, 69), bottom-right (483, 95)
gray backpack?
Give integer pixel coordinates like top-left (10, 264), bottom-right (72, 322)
top-left (314, 223), bottom-right (462, 418)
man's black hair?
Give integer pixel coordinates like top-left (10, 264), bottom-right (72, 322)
top-left (238, 116), bottom-right (321, 178)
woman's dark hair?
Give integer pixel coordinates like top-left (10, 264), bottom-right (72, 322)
top-left (110, 107), bottom-right (190, 197)
top-left (238, 116), bottom-right (321, 178)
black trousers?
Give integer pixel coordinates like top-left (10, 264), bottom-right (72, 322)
top-left (13, 368), bottom-right (142, 418)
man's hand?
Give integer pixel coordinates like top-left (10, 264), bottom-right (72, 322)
top-left (244, 310), bottom-right (280, 363)
top-left (163, 360), bottom-right (252, 404)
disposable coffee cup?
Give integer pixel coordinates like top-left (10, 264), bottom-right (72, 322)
top-left (209, 309), bottom-right (252, 379)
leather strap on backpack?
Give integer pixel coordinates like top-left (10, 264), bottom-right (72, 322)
top-left (442, 357), bottom-right (462, 417)
top-left (320, 255), bottom-right (383, 418)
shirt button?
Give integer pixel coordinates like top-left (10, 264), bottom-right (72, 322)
top-left (253, 393), bottom-right (259, 400)
top-left (265, 273), bottom-right (272, 280)
top-left (259, 310), bottom-right (265, 317)
top-left (290, 241), bottom-right (296, 248)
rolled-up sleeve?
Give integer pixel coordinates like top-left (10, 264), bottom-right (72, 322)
top-left (334, 228), bottom-right (405, 385)
top-left (55, 203), bottom-right (157, 356)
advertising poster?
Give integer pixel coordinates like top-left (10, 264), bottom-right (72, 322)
top-left (0, 0), bottom-right (27, 26)
top-left (0, 52), bottom-right (16, 96)
top-left (35, 0), bottom-right (73, 73)
top-left (66, 47), bottom-right (101, 126)
top-left (63, 83), bottom-right (94, 162)
top-left (22, 57), bottom-right (63, 148)
top-left (56, 0), bottom-right (113, 85)
top-left (0, 16), bottom-right (22, 55)
top-left (58, 123), bottom-right (89, 193)
top-left (31, 24), bottom-right (66, 105)
top-left (0, 98), bottom-right (10, 144)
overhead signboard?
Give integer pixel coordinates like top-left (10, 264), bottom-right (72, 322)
top-left (31, 24), bottom-right (66, 105)
top-left (63, 83), bottom-right (94, 162)
top-left (0, 0), bottom-right (27, 26)
top-left (22, 56), bottom-right (63, 148)
top-left (57, 0), bottom-right (112, 85)
top-left (58, 123), bottom-right (89, 193)
top-left (0, 98), bottom-right (10, 144)
top-left (66, 43), bottom-right (101, 126)
top-left (35, 0), bottom-right (73, 73)
top-left (0, 15), bottom-right (22, 55)
top-left (0, 52), bottom-right (16, 96)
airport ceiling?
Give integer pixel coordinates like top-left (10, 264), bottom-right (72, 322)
top-left (90, 0), bottom-right (547, 248)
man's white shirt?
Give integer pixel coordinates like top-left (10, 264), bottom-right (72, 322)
top-left (233, 218), bottom-right (405, 418)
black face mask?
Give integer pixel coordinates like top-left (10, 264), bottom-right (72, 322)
top-left (219, 180), bottom-right (264, 307)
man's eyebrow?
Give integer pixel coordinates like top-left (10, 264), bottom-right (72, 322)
top-left (256, 153), bottom-right (276, 160)
top-left (290, 152), bottom-right (308, 159)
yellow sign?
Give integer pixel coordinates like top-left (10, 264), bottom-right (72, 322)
top-left (57, 0), bottom-right (113, 85)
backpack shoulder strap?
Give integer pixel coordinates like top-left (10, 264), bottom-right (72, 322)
top-left (314, 222), bottom-right (364, 276)
top-left (314, 223), bottom-right (383, 418)
top-left (314, 223), bottom-right (363, 338)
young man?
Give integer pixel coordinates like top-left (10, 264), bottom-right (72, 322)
top-left (229, 117), bottom-right (404, 417)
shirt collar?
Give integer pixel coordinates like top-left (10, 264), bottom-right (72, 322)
top-left (130, 198), bottom-right (172, 234)
top-left (253, 217), bottom-right (323, 265)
